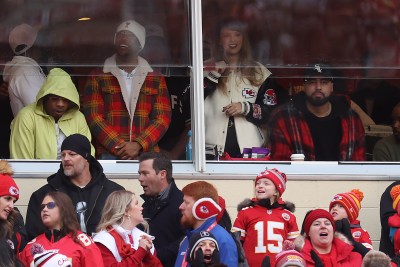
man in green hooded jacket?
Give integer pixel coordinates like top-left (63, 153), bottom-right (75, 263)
top-left (9, 68), bottom-right (94, 159)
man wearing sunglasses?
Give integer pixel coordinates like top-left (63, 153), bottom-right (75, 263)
top-left (25, 133), bottom-right (124, 240)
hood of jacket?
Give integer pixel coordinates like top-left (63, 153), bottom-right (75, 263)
top-left (34, 68), bottom-right (80, 118)
top-left (46, 156), bottom-right (106, 191)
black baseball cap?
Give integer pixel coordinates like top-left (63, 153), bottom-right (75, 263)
top-left (304, 64), bottom-right (334, 82)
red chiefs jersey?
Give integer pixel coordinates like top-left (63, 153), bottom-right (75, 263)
top-left (233, 205), bottom-right (299, 267)
top-left (351, 220), bottom-right (373, 250)
top-left (19, 231), bottom-right (104, 267)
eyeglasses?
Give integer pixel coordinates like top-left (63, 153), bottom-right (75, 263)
top-left (40, 202), bottom-right (57, 210)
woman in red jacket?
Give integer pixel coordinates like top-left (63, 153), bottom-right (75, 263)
top-left (19, 191), bottom-right (104, 267)
top-left (93, 190), bottom-right (162, 267)
top-left (298, 209), bottom-right (363, 267)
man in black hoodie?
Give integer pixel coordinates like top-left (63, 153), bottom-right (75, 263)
top-left (25, 134), bottom-right (124, 240)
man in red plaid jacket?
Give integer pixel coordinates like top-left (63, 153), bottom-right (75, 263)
top-left (83, 20), bottom-right (171, 160)
top-left (268, 64), bottom-right (365, 161)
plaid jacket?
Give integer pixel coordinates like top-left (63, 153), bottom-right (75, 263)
top-left (83, 58), bottom-right (171, 157)
top-left (269, 93), bottom-right (365, 161)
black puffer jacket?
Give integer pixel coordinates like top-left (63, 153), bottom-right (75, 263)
top-left (25, 157), bottom-right (124, 240)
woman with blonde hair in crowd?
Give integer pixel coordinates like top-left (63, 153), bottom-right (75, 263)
top-left (93, 190), bottom-right (162, 267)
top-left (203, 18), bottom-right (279, 159)
top-left (19, 191), bottom-right (103, 266)
top-left (0, 160), bottom-right (26, 257)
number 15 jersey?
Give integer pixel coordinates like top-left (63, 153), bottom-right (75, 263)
top-left (233, 204), bottom-right (299, 267)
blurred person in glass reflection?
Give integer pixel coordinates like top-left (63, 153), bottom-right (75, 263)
top-left (269, 64), bottom-right (365, 161)
top-left (3, 23), bottom-right (45, 117)
top-left (9, 68), bottom-right (94, 159)
top-left (25, 134), bottom-right (124, 241)
top-left (19, 191), bottom-right (104, 267)
top-left (83, 20), bottom-right (171, 160)
top-left (373, 103), bottom-right (400, 161)
top-left (203, 18), bottom-right (278, 159)
top-left (93, 190), bottom-right (162, 267)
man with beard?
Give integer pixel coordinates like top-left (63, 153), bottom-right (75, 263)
top-left (373, 103), bottom-right (400, 161)
top-left (83, 20), bottom-right (171, 159)
top-left (268, 64), bottom-right (365, 161)
top-left (174, 181), bottom-right (238, 267)
top-left (25, 134), bottom-right (124, 240)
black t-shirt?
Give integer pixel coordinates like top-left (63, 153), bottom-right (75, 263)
top-left (305, 106), bottom-right (342, 161)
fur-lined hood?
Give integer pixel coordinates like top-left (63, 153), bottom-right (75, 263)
top-left (237, 198), bottom-right (296, 213)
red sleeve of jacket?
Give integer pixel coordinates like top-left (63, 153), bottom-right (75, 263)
top-left (351, 115), bottom-right (366, 161)
top-left (82, 241), bottom-right (106, 267)
top-left (97, 243), bottom-right (150, 267)
top-left (269, 108), bottom-right (294, 160)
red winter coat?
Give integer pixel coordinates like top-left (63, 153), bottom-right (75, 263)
top-left (300, 237), bottom-right (363, 267)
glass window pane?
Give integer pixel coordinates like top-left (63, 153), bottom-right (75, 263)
top-left (202, 0), bottom-right (399, 162)
top-left (1, 0), bottom-right (192, 160)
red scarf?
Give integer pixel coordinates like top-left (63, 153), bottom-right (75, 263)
top-left (107, 226), bottom-right (136, 259)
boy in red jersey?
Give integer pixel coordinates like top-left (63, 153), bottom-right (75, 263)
top-left (232, 168), bottom-right (299, 267)
top-left (329, 189), bottom-right (373, 249)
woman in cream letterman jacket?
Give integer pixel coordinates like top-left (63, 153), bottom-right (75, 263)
top-left (204, 19), bottom-right (278, 158)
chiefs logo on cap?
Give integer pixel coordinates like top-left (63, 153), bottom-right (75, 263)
top-left (9, 186), bottom-right (19, 196)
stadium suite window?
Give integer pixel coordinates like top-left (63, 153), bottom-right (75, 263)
top-left (1, 0), bottom-right (399, 163)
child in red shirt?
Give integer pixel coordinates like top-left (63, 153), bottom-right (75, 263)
top-left (329, 189), bottom-right (373, 249)
top-left (233, 168), bottom-right (299, 267)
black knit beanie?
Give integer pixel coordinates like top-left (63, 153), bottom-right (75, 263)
top-left (61, 134), bottom-right (91, 159)
top-left (188, 231), bottom-right (219, 262)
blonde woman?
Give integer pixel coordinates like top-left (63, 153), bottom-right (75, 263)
top-left (204, 19), bottom-right (278, 158)
top-left (93, 190), bottom-right (162, 267)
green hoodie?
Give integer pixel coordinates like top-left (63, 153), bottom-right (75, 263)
top-left (10, 68), bottom-right (94, 159)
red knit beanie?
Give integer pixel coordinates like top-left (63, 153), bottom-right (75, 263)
top-left (0, 174), bottom-right (19, 201)
top-left (390, 185), bottom-right (400, 210)
top-left (329, 189), bottom-right (363, 222)
top-left (255, 168), bottom-right (287, 196)
top-left (303, 209), bottom-right (335, 236)
top-left (275, 240), bottom-right (306, 267)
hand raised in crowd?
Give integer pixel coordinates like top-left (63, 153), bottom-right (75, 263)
top-left (0, 82), bottom-right (9, 99)
top-left (214, 60), bottom-right (227, 74)
top-left (139, 235), bottom-right (153, 251)
top-left (204, 60), bottom-right (227, 75)
top-left (222, 102), bottom-right (243, 117)
top-left (115, 141), bottom-right (142, 160)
